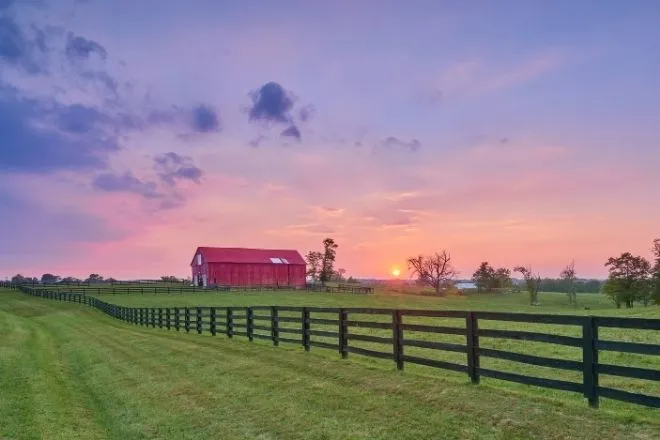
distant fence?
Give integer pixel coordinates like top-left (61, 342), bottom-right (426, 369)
top-left (0, 282), bottom-right (372, 295)
top-left (17, 286), bottom-right (660, 409)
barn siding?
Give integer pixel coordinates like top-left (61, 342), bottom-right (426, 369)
top-left (205, 262), bottom-right (305, 287)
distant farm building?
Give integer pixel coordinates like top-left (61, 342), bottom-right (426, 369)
top-left (190, 247), bottom-right (306, 288)
top-left (454, 281), bottom-right (478, 293)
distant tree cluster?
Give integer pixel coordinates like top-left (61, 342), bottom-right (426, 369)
top-left (160, 276), bottom-right (184, 283)
top-left (472, 262), bottom-right (512, 293)
top-left (9, 273), bottom-right (116, 285)
top-left (602, 239), bottom-right (660, 308)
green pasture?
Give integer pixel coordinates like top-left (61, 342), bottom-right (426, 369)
top-left (91, 288), bottom-right (656, 315)
top-left (89, 289), bottom-right (660, 411)
top-left (1, 290), bottom-right (659, 440)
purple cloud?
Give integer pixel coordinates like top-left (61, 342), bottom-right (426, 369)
top-left (192, 105), bottom-right (220, 133)
top-left (153, 152), bottom-right (203, 186)
top-left (65, 32), bottom-right (107, 61)
top-left (281, 125), bottom-right (301, 141)
top-left (378, 137), bottom-right (422, 152)
top-left (248, 81), bottom-right (294, 125)
top-left (92, 171), bottom-right (161, 199)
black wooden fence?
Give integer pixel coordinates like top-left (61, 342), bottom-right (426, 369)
top-left (1, 282), bottom-right (372, 295)
top-left (18, 286), bottom-right (660, 409)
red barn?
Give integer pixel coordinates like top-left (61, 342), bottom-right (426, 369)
top-left (190, 247), bottom-right (307, 288)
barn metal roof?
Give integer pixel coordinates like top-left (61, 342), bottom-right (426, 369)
top-left (192, 247), bottom-right (306, 265)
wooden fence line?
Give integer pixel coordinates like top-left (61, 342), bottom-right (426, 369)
top-left (0, 282), bottom-right (373, 295)
top-left (17, 286), bottom-right (660, 409)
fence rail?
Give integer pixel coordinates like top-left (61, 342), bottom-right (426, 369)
top-left (0, 282), bottom-right (372, 295)
top-left (17, 286), bottom-right (660, 409)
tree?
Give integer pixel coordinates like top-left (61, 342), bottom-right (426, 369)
top-left (305, 251), bottom-right (323, 282)
top-left (40, 273), bottom-right (60, 284)
top-left (603, 252), bottom-right (651, 308)
top-left (560, 260), bottom-right (578, 306)
top-left (514, 265), bottom-right (541, 305)
top-left (334, 268), bottom-right (347, 282)
top-left (494, 267), bottom-right (512, 289)
top-left (161, 276), bottom-right (180, 283)
top-left (319, 238), bottom-right (338, 285)
top-left (11, 274), bottom-right (26, 284)
top-left (85, 273), bottom-right (104, 283)
top-left (60, 276), bottom-right (81, 284)
top-left (652, 239), bottom-right (660, 304)
top-left (472, 262), bottom-right (495, 293)
top-left (407, 250), bottom-right (457, 295)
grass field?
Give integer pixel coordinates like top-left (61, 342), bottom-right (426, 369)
top-left (91, 287), bottom-right (659, 315)
top-left (1, 290), bottom-right (659, 440)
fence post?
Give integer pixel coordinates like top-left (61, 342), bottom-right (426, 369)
top-left (247, 307), bottom-right (254, 342)
top-left (339, 308), bottom-right (348, 359)
top-left (302, 307), bottom-right (310, 352)
top-left (166, 308), bottom-right (171, 330)
top-left (466, 312), bottom-right (480, 384)
top-left (158, 308), bottom-right (163, 328)
top-left (196, 307), bottom-right (203, 335)
top-left (583, 316), bottom-right (599, 408)
top-left (174, 307), bottom-right (180, 331)
top-left (393, 310), bottom-right (404, 370)
top-left (271, 306), bottom-right (279, 346)
top-left (184, 307), bottom-right (190, 333)
top-left (226, 307), bottom-right (233, 338)
top-left (151, 308), bottom-right (156, 328)
top-left (210, 307), bottom-right (216, 336)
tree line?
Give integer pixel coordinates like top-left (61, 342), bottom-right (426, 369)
top-left (408, 238), bottom-right (660, 308)
top-left (9, 273), bottom-right (116, 284)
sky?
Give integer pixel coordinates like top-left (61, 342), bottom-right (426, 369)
top-left (1, 0), bottom-right (659, 281)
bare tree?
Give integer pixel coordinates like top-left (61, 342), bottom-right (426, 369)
top-left (407, 251), bottom-right (457, 295)
top-left (514, 265), bottom-right (541, 305)
top-left (560, 260), bottom-right (578, 306)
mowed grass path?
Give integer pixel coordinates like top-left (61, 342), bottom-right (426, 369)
top-left (1, 292), bottom-right (659, 440)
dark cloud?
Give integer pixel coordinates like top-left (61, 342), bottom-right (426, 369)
top-left (0, 14), bottom-right (47, 74)
top-left (54, 104), bottom-right (105, 134)
top-left (145, 105), bottom-right (221, 135)
top-left (378, 137), bottom-right (422, 152)
top-left (192, 105), bottom-right (220, 133)
top-left (281, 125), bottom-right (301, 141)
top-left (0, 83), bottom-right (119, 172)
top-left (91, 167), bottom-right (191, 210)
top-left (92, 171), bottom-right (161, 199)
top-left (298, 104), bottom-right (316, 122)
top-left (153, 152), bottom-right (203, 186)
top-left (65, 32), bottom-right (107, 61)
top-left (248, 81), bottom-right (294, 125)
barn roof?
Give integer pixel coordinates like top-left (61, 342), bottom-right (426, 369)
top-left (192, 247), bottom-right (306, 265)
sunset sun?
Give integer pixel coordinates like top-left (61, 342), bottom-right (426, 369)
top-left (391, 267), bottom-right (401, 277)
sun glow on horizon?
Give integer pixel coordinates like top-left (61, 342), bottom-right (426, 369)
top-left (391, 267), bottom-right (401, 277)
